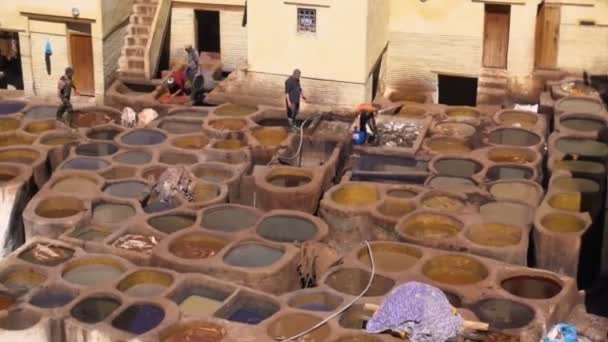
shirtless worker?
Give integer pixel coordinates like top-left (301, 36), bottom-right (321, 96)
top-left (56, 67), bottom-right (79, 127)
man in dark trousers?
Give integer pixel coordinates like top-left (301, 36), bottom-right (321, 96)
top-left (56, 67), bottom-right (79, 127)
top-left (285, 69), bottom-right (307, 129)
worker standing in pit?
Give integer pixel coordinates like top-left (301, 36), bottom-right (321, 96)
top-left (56, 67), bottom-right (79, 128)
top-left (355, 103), bottom-right (379, 144)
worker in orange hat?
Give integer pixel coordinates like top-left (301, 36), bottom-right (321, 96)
top-left (355, 103), bottom-right (379, 144)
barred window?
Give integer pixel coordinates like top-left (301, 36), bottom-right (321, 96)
top-left (298, 8), bottom-right (316, 33)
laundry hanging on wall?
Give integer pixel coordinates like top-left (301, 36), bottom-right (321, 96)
top-left (44, 39), bottom-right (52, 75)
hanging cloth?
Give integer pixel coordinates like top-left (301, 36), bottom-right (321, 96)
top-left (44, 39), bottom-right (52, 56)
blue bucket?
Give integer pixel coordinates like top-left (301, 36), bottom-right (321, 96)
top-left (352, 130), bottom-right (367, 145)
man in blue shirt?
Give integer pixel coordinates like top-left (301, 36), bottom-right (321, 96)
top-left (285, 69), bottom-right (307, 128)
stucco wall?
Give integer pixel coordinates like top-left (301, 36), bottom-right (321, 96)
top-left (366, 0), bottom-right (390, 75)
top-left (102, 0), bottom-right (133, 88)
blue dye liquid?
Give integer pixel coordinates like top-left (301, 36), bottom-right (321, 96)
top-left (227, 308), bottom-right (267, 325)
top-left (298, 303), bottom-right (333, 312)
top-left (30, 290), bottom-right (75, 309)
top-left (112, 304), bottom-right (165, 335)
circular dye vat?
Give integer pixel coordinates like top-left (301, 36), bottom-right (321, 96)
top-left (325, 268), bottom-right (395, 297)
top-left (40, 134), bottom-right (78, 146)
top-left (170, 234), bottom-right (228, 259)
top-left (121, 129), bottom-right (166, 146)
top-left (488, 128), bottom-right (540, 147)
top-left (465, 223), bottom-right (522, 247)
top-left (75, 142), bottom-right (118, 157)
top-left (117, 271), bottom-right (173, 297)
top-left (401, 214), bottom-right (462, 240)
top-left (488, 148), bottom-right (536, 164)
top-left (209, 118), bottom-right (247, 131)
top-left (24, 120), bottom-right (56, 134)
top-left (29, 287), bottom-right (76, 308)
top-left (423, 255), bottom-right (489, 285)
top-left (433, 122), bottom-right (477, 138)
top-left (69, 225), bottom-right (113, 242)
top-left (214, 139), bottom-right (245, 150)
top-left (102, 166), bottom-right (137, 180)
top-left (386, 189), bottom-right (418, 199)
top-left (0, 117), bottom-right (20, 132)
top-left (0, 148), bottom-right (40, 164)
top-left (171, 135), bottom-right (209, 149)
top-left (0, 309), bottom-right (40, 330)
top-left (556, 97), bottom-right (605, 114)
top-left (556, 138), bottom-right (608, 158)
top-left (480, 202), bottom-right (532, 227)
top-left (103, 181), bottom-right (149, 199)
top-left (471, 298), bottom-right (535, 329)
top-left (24, 105), bottom-right (58, 119)
top-left (253, 128), bottom-right (288, 146)
top-left (541, 213), bottom-right (586, 233)
top-left (87, 128), bottom-right (122, 140)
top-left (159, 151), bottom-right (198, 165)
top-left (501, 275), bottom-right (562, 299)
top-left (428, 176), bottom-right (478, 192)
top-left (149, 214), bottom-right (196, 234)
top-left (51, 176), bottom-right (99, 196)
top-left (257, 215), bottom-right (318, 242)
top-left (434, 158), bottom-right (482, 177)
top-left (339, 304), bottom-right (376, 330)
top-left (63, 158), bottom-right (110, 171)
top-left (18, 243), bottom-right (74, 266)
top-left (0, 293), bottom-right (16, 311)
top-left (144, 200), bottom-right (178, 214)
top-left (141, 166), bottom-right (167, 182)
top-left (35, 196), bottom-right (84, 219)
top-left (427, 137), bottom-right (471, 153)
top-left (114, 151), bottom-right (153, 165)
top-left (498, 111), bottom-right (538, 128)
top-left (486, 165), bottom-right (534, 181)
top-left (0, 165), bottom-right (20, 183)
top-left (553, 178), bottom-right (599, 193)
top-left (63, 259), bottom-right (125, 286)
top-left (287, 291), bottom-right (343, 312)
top-left (445, 106), bottom-right (480, 119)
top-left (112, 304), bottom-right (165, 335)
top-left (162, 322), bottom-right (226, 342)
top-left (0, 100), bottom-right (27, 115)
top-left (422, 195), bottom-right (465, 212)
top-left (267, 313), bottom-right (331, 342)
top-left (358, 243), bottom-right (422, 272)
top-left (158, 120), bottom-right (202, 134)
top-left (201, 206), bottom-right (260, 233)
top-left (214, 103), bottom-right (257, 117)
top-left (192, 183), bottom-right (221, 203)
top-left (73, 110), bottom-right (120, 128)
top-left (489, 181), bottom-right (539, 203)
top-left (93, 203), bottom-right (135, 224)
top-left (561, 116), bottom-right (606, 132)
top-left (193, 165), bottom-right (233, 183)
top-left (553, 160), bottom-right (606, 174)
top-left (267, 173), bottom-right (312, 188)
top-left (71, 296), bottom-right (121, 324)
top-left (0, 269), bottom-right (46, 291)
top-left (0, 133), bottom-right (34, 147)
top-left (332, 184), bottom-right (379, 206)
top-left (548, 193), bottom-right (582, 212)
top-left (377, 199), bottom-right (416, 218)
top-left (223, 243), bottom-right (284, 267)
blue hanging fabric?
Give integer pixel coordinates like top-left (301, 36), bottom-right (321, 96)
top-left (44, 39), bottom-right (52, 56)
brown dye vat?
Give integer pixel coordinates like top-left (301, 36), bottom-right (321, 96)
top-left (540, 213), bottom-right (586, 233)
top-left (498, 111), bottom-right (538, 128)
top-left (0, 309), bottom-right (41, 330)
top-left (35, 196), bottom-right (84, 219)
top-left (501, 276), bottom-right (562, 299)
top-left (422, 195), bottom-right (464, 212)
top-left (267, 172), bottom-right (312, 188)
top-left (389, 92), bottom-right (426, 103)
top-left (149, 214), bottom-right (196, 234)
top-left (446, 107), bottom-right (480, 119)
top-left (287, 291), bottom-right (343, 312)
top-left (51, 176), bottom-right (99, 196)
top-left (339, 304), bottom-right (376, 330)
top-left (0, 165), bottom-right (20, 183)
top-left (93, 203), bottom-right (135, 224)
top-left (40, 134), bottom-right (78, 146)
top-left (162, 322), bottom-right (226, 342)
top-left (209, 119), bottom-right (247, 131)
top-left (548, 193), bottom-right (582, 212)
top-left (332, 184), bottom-right (379, 206)
top-left (554, 160), bottom-right (605, 174)
top-left (214, 104), bottom-right (257, 117)
top-left (334, 336), bottom-right (383, 342)
top-left (434, 158), bottom-right (482, 178)
top-left (0, 148), bottom-right (40, 164)
top-left (114, 151), bottom-right (153, 165)
top-left (0, 117), bottom-right (20, 132)
top-left (377, 199), bottom-right (416, 217)
top-left (0, 269), bottom-right (46, 290)
top-left (170, 234), bottom-right (228, 259)
top-left (386, 189), bottom-right (418, 199)
top-left (553, 178), bottom-right (600, 193)
top-left (62, 258), bottom-right (125, 286)
top-left (397, 106), bottom-right (426, 118)
top-left (117, 270), bottom-right (173, 297)
top-left (101, 166), bottom-right (137, 180)
top-left (159, 151), bottom-right (199, 165)
top-left (112, 234), bottom-right (159, 255)
top-left (471, 298), bottom-right (535, 329)
top-left (214, 139), bottom-right (245, 150)
top-left (427, 137), bottom-right (471, 153)
top-left (253, 128), bottom-right (288, 147)
top-left (24, 120), bottom-right (56, 134)
top-left (489, 182), bottom-right (539, 203)
top-left (465, 224), bottom-right (522, 247)
top-left (434, 122), bottom-right (477, 138)
top-left (422, 255), bottom-right (489, 285)
top-left (488, 148), bottom-right (536, 164)
top-left (142, 166), bottom-right (167, 182)
top-left (73, 111), bottom-right (119, 128)
top-left (0, 293), bottom-right (16, 311)
top-left (158, 120), bottom-right (203, 134)
top-left (358, 243), bottom-right (422, 272)
top-left (488, 128), bottom-right (540, 147)
top-left (556, 138), bottom-right (608, 158)
top-left (18, 243), bottom-right (74, 267)
top-left (325, 268), bottom-right (395, 297)
top-left (172, 135), bottom-right (209, 150)
top-left (192, 183), bottom-right (221, 203)
top-left (69, 225), bottom-right (113, 242)
top-left (193, 166), bottom-right (233, 183)
top-left (561, 116), bottom-right (606, 132)
top-left (0, 133), bottom-right (35, 147)
top-left (401, 214), bottom-right (462, 240)
top-left (267, 313), bottom-right (331, 342)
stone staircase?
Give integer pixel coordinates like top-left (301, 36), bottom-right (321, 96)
top-left (117, 0), bottom-right (159, 79)
top-left (477, 68), bottom-right (509, 106)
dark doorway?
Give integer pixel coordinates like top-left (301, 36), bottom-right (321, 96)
top-left (156, 8), bottom-right (172, 78)
top-left (195, 10), bottom-right (221, 53)
top-left (0, 31), bottom-right (24, 90)
top-left (438, 74), bottom-right (478, 106)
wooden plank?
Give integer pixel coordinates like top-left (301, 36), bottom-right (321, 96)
top-left (172, 1), bottom-right (244, 11)
top-left (535, 4), bottom-right (561, 69)
top-left (69, 33), bottom-right (95, 96)
top-left (20, 12), bottom-right (95, 24)
top-left (483, 5), bottom-right (511, 69)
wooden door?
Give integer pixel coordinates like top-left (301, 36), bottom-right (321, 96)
top-left (69, 33), bottom-right (95, 96)
top-left (483, 5), bottom-right (511, 69)
top-left (535, 4), bottom-right (561, 69)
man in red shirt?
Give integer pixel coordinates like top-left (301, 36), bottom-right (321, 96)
top-left (167, 69), bottom-right (186, 96)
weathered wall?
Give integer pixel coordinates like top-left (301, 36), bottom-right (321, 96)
top-left (29, 21), bottom-right (70, 97)
top-left (366, 0), bottom-right (390, 75)
top-left (219, 9), bottom-right (247, 70)
top-left (102, 0), bottom-right (134, 87)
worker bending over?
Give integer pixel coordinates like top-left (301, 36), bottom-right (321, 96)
top-left (356, 103), bottom-right (379, 144)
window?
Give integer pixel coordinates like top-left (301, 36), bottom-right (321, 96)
top-left (298, 8), bottom-right (316, 33)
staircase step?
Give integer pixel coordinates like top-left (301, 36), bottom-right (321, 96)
top-left (134, 4), bottom-right (157, 16)
top-left (123, 46), bottom-right (145, 58)
top-left (480, 69), bottom-right (509, 79)
top-left (136, 0), bottom-right (158, 4)
top-left (126, 56), bottom-right (146, 70)
top-left (118, 70), bottom-right (147, 79)
top-left (125, 35), bottom-right (149, 47)
top-left (130, 14), bottom-right (154, 26)
top-left (129, 25), bottom-right (150, 35)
